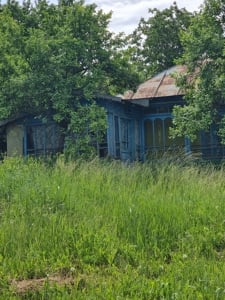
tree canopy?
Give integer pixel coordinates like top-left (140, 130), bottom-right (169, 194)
top-left (0, 0), bottom-right (140, 157)
top-left (172, 0), bottom-right (225, 142)
top-left (128, 2), bottom-right (193, 79)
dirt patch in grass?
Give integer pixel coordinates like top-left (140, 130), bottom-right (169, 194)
top-left (11, 274), bottom-right (75, 294)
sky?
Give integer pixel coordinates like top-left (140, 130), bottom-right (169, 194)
top-left (85, 0), bottom-right (205, 34)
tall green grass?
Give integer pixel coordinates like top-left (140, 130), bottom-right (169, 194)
top-left (0, 157), bottom-right (225, 299)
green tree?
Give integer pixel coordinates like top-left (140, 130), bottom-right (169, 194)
top-left (172, 0), bottom-right (225, 142)
top-left (129, 2), bottom-right (193, 79)
top-left (0, 0), bottom-right (139, 157)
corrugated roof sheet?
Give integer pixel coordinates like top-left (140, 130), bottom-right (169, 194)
top-left (123, 65), bottom-right (186, 100)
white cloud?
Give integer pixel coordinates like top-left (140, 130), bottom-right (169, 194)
top-left (0, 0), bottom-right (204, 34)
top-left (85, 0), bottom-right (204, 34)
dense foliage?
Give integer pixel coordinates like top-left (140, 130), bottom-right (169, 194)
top-left (172, 0), bottom-right (225, 142)
top-left (128, 2), bottom-right (193, 79)
top-left (0, 0), bottom-right (140, 156)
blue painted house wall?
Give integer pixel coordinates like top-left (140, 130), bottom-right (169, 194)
top-left (97, 96), bottom-right (143, 161)
top-left (97, 95), bottom-right (187, 161)
top-left (98, 95), bottom-right (225, 162)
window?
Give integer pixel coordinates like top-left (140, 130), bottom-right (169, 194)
top-left (144, 117), bottom-right (184, 157)
top-left (114, 116), bottom-right (120, 158)
top-left (121, 118), bottom-right (129, 151)
top-left (155, 119), bottom-right (163, 150)
top-left (144, 120), bottom-right (153, 149)
top-left (25, 123), bottom-right (63, 156)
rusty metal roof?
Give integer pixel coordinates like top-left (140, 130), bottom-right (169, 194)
top-left (123, 65), bottom-right (186, 100)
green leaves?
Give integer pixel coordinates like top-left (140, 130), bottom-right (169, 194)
top-left (129, 3), bottom-right (193, 79)
top-left (0, 0), bottom-right (138, 109)
top-left (173, 0), bottom-right (225, 142)
top-left (65, 102), bottom-right (107, 159)
top-left (0, 0), bottom-right (139, 157)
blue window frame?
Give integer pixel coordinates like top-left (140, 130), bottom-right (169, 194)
top-left (144, 114), bottom-right (185, 157)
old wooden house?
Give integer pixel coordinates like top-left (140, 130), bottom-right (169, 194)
top-left (99, 65), bottom-right (225, 161)
top-left (1, 65), bottom-right (225, 160)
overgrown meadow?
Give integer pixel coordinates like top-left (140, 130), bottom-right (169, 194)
top-left (0, 157), bottom-right (225, 299)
